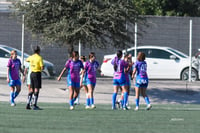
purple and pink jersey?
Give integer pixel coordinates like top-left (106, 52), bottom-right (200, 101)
top-left (111, 57), bottom-right (128, 80)
top-left (84, 60), bottom-right (100, 83)
top-left (65, 59), bottom-right (84, 83)
top-left (7, 58), bottom-right (21, 80)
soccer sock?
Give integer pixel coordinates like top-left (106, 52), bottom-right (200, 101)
top-left (14, 92), bottom-right (19, 99)
top-left (86, 93), bottom-right (90, 106)
top-left (135, 98), bottom-right (140, 107)
top-left (86, 98), bottom-right (90, 106)
top-left (123, 92), bottom-right (128, 108)
top-left (120, 99), bottom-right (124, 107)
top-left (27, 92), bottom-right (33, 105)
top-left (69, 99), bottom-right (73, 106)
top-left (90, 98), bottom-right (94, 105)
top-left (72, 98), bottom-right (76, 104)
top-left (10, 92), bottom-right (15, 104)
top-left (144, 96), bottom-right (150, 105)
top-left (33, 92), bottom-right (39, 106)
top-left (120, 95), bottom-right (124, 107)
top-left (112, 93), bottom-right (117, 108)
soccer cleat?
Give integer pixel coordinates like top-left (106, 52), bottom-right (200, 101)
top-left (26, 104), bottom-right (31, 110)
top-left (70, 106), bottom-right (74, 110)
top-left (123, 106), bottom-right (129, 110)
top-left (85, 106), bottom-right (90, 109)
top-left (10, 103), bottom-right (16, 107)
top-left (134, 106), bottom-right (139, 111)
top-left (112, 107), bottom-right (117, 110)
top-left (116, 101), bottom-right (121, 109)
top-left (33, 105), bottom-right (41, 110)
top-left (74, 102), bottom-right (80, 105)
top-left (146, 104), bottom-right (152, 110)
top-left (91, 104), bottom-right (96, 109)
top-left (127, 105), bottom-right (131, 110)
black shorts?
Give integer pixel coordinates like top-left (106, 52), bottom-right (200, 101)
top-left (31, 72), bottom-right (42, 89)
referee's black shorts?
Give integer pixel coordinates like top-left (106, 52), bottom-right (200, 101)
top-left (31, 72), bottom-right (42, 89)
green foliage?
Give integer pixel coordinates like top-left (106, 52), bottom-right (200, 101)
top-left (13, 0), bottom-right (140, 52)
top-left (132, 0), bottom-right (200, 16)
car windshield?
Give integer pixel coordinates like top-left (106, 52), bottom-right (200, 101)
top-left (167, 48), bottom-right (188, 58)
top-left (3, 46), bottom-right (29, 58)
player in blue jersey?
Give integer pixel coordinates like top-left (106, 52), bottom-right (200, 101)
top-left (58, 51), bottom-right (84, 110)
top-left (132, 52), bottom-right (152, 111)
top-left (111, 50), bottom-right (129, 110)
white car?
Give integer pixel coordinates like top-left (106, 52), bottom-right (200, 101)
top-left (0, 44), bottom-right (56, 78)
top-left (101, 46), bottom-right (200, 81)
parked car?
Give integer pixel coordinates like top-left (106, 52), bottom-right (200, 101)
top-left (0, 44), bottom-right (56, 78)
top-left (101, 46), bottom-right (200, 81)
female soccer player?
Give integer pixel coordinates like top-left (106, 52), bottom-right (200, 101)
top-left (7, 50), bottom-right (24, 106)
top-left (81, 52), bottom-right (101, 109)
top-left (58, 51), bottom-right (84, 110)
top-left (116, 54), bottom-right (132, 109)
top-left (74, 55), bottom-right (87, 105)
top-left (111, 50), bottom-right (129, 110)
top-left (132, 52), bottom-right (152, 111)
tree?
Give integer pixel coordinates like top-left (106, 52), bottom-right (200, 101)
top-left (13, 0), bottom-right (141, 56)
top-left (132, 0), bottom-right (200, 17)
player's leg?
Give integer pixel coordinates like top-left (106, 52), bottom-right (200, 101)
top-left (69, 86), bottom-right (75, 110)
top-left (121, 85), bottom-right (128, 110)
top-left (32, 72), bottom-right (41, 110)
top-left (112, 85), bottom-right (119, 110)
top-left (26, 84), bottom-right (33, 109)
top-left (10, 86), bottom-right (15, 106)
top-left (134, 87), bottom-right (140, 111)
top-left (89, 84), bottom-right (96, 109)
top-left (87, 84), bottom-right (93, 108)
top-left (73, 82), bottom-right (80, 105)
top-left (141, 88), bottom-right (152, 110)
top-left (83, 85), bottom-right (90, 108)
top-left (14, 83), bottom-right (21, 99)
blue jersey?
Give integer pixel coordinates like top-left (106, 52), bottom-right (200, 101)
top-left (134, 61), bottom-right (148, 78)
top-left (134, 60), bottom-right (148, 87)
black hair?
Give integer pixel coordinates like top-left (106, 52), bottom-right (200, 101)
top-left (89, 52), bottom-right (95, 59)
top-left (33, 46), bottom-right (40, 53)
top-left (117, 50), bottom-right (122, 58)
top-left (72, 51), bottom-right (79, 58)
top-left (80, 56), bottom-right (86, 61)
top-left (114, 50), bottom-right (122, 71)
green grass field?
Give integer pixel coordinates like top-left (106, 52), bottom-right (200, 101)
top-left (0, 102), bottom-right (200, 133)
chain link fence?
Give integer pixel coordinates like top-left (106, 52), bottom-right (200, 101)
top-left (1, 11), bottom-right (200, 76)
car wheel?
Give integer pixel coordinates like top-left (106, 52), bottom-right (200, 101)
top-left (181, 68), bottom-right (198, 81)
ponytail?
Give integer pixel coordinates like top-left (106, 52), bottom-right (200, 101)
top-left (113, 50), bottom-right (122, 72)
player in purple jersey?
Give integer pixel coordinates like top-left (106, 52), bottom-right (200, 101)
top-left (117, 54), bottom-right (133, 109)
top-left (7, 50), bottom-right (24, 106)
top-left (132, 52), bottom-right (152, 111)
top-left (81, 52), bottom-right (101, 109)
top-left (58, 51), bottom-right (84, 110)
top-left (111, 50), bottom-right (129, 110)
top-left (74, 55), bottom-right (87, 105)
